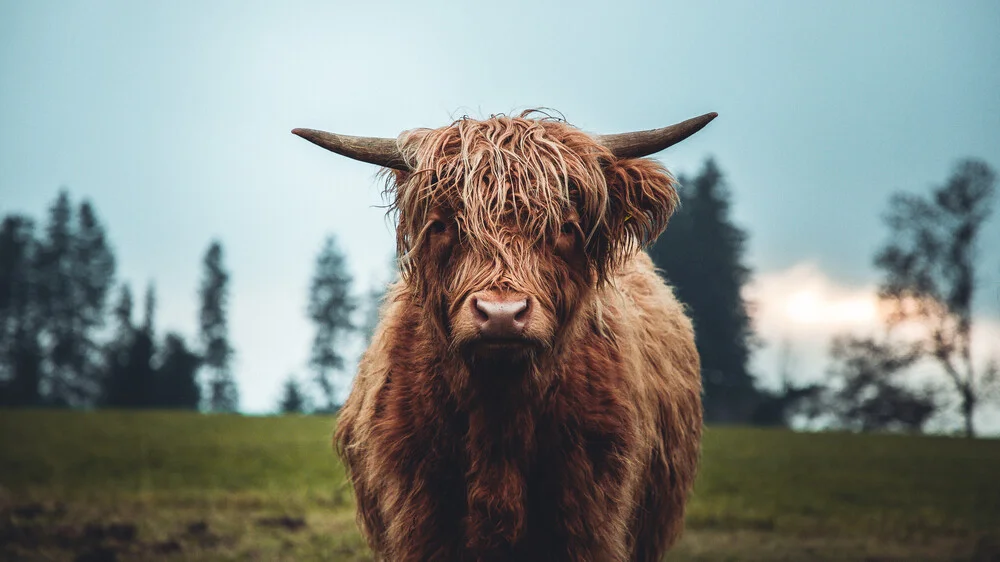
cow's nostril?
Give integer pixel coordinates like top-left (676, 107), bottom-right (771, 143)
top-left (513, 299), bottom-right (530, 324)
top-left (471, 297), bottom-right (489, 322)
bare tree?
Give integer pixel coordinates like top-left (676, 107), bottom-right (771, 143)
top-left (875, 159), bottom-right (998, 437)
top-left (825, 335), bottom-right (937, 433)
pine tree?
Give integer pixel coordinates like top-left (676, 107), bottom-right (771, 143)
top-left (157, 333), bottom-right (202, 409)
top-left (76, 201), bottom-right (116, 338)
top-left (101, 284), bottom-right (136, 407)
top-left (307, 235), bottom-right (356, 412)
top-left (30, 193), bottom-right (116, 406)
top-left (102, 283), bottom-right (156, 408)
top-left (199, 240), bottom-right (238, 412)
top-left (360, 285), bottom-right (386, 347)
top-left (279, 375), bottom-right (309, 414)
top-left (0, 215), bottom-right (42, 407)
top-left (34, 192), bottom-right (78, 406)
top-left (132, 283), bottom-right (158, 406)
top-left (648, 158), bottom-right (758, 423)
top-left (360, 255), bottom-right (398, 347)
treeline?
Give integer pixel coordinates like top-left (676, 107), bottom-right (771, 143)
top-left (650, 158), bottom-right (998, 437)
top-left (4, 157), bottom-right (996, 436)
top-left (0, 190), bottom-right (376, 415)
top-left (0, 191), bottom-right (237, 411)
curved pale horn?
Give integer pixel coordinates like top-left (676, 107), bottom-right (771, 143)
top-left (595, 112), bottom-right (718, 159)
top-left (291, 128), bottom-right (409, 170)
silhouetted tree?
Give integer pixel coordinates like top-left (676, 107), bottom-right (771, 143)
top-left (101, 284), bottom-right (136, 406)
top-left (0, 215), bottom-right (42, 407)
top-left (103, 283), bottom-right (156, 407)
top-left (76, 201), bottom-right (116, 336)
top-left (750, 341), bottom-right (825, 426)
top-left (279, 375), bottom-right (309, 414)
top-left (157, 333), bottom-right (202, 409)
top-left (875, 159), bottom-right (998, 437)
top-left (199, 240), bottom-right (238, 412)
top-left (360, 257), bottom-right (398, 347)
top-left (33, 192), bottom-right (116, 406)
top-left (308, 235), bottom-right (356, 412)
top-left (649, 158), bottom-right (758, 423)
top-left (825, 335), bottom-right (937, 433)
top-left (141, 283), bottom-right (155, 333)
top-left (359, 286), bottom-right (384, 347)
top-left (33, 192), bottom-right (77, 405)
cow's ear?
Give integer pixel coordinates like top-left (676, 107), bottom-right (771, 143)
top-left (591, 158), bottom-right (679, 277)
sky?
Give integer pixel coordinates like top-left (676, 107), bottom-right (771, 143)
top-left (2, 1), bottom-right (999, 430)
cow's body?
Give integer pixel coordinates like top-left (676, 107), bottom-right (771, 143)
top-left (337, 252), bottom-right (701, 562)
top-left (296, 111), bottom-right (711, 561)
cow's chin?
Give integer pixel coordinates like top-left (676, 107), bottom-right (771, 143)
top-left (461, 337), bottom-right (541, 370)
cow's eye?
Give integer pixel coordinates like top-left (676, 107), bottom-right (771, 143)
top-left (428, 220), bottom-right (447, 234)
top-left (560, 222), bottom-right (577, 236)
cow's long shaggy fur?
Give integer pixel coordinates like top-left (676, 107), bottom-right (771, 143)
top-left (335, 112), bottom-right (703, 562)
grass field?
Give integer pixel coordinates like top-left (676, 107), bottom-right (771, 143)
top-left (1, 411), bottom-right (998, 561)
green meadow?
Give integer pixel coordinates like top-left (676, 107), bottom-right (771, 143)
top-left (1, 411), bottom-right (998, 561)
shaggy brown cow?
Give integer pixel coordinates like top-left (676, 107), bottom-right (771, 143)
top-left (293, 110), bottom-right (713, 562)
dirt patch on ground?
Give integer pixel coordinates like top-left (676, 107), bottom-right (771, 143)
top-left (256, 515), bottom-right (307, 532)
top-left (0, 502), bottom-right (235, 561)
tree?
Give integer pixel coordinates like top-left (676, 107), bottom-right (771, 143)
top-left (199, 241), bottom-right (238, 412)
top-left (278, 374), bottom-right (309, 414)
top-left (101, 283), bottom-right (137, 406)
top-left (76, 202), bottom-right (117, 339)
top-left (307, 235), bottom-right (356, 412)
top-left (33, 192), bottom-right (116, 406)
top-left (825, 335), bottom-right (937, 433)
top-left (874, 159), bottom-right (998, 437)
top-left (0, 215), bottom-right (42, 407)
top-left (360, 256), bottom-right (398, 347)
top-left (648, 158), bottom-right (758, 423)
top-left (102, 283), bottom-right (157, 408)
top-left (750, 340), bottom-right (825, 427)
top-left (360, 286), bottom-right (386, 347)
top-left (156, 333), bottom-right (202, 409)
top-left (33, 192), bottom-right (77, 405)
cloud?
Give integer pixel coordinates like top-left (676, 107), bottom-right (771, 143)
top-left (746, 262), bottom-right (882, 340)
top-left (745, 262), bottom-right (1000, 434)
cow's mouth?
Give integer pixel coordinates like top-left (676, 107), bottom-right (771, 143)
top-left (463, 336), bottom-right (540, 363)
top-left (476, 336), bottom-right (531, 345)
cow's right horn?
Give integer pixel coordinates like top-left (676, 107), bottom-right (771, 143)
top-left (595, 112), bottom-right (718, 160)
top-left (291, 128), bottom-right (409, 170)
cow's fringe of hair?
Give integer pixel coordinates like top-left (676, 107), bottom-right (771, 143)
top-left (379, 110), bottom-right (679, 286)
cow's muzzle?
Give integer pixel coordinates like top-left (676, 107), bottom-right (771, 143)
top-left (465, 290), bottom-right (539, 346)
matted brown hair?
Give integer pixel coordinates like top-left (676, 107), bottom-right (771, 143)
top-left (385, 110), bottom-right (680, 286)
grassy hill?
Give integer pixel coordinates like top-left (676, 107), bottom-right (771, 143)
top-left (1, 410), bottom-right (998, 561)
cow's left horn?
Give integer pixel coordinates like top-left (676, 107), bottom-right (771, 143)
top-left (291, 128), bottom-right (409, 170)
top-left (595, 112), bottom-right (718, 159)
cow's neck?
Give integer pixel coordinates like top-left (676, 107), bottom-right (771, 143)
top-left (460, 352), bottom-right (553, 412)
top-left (457, 356), bottom-right (549, 549)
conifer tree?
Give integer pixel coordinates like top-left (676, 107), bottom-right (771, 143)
top-left (307, 235), bottom-right (356, 412)
top-left (0, 216), bottom-right (42, 407)
top-left (199, 240), bottom-right (238, 412)
top-left (649, 159), bottom-right (758, 423)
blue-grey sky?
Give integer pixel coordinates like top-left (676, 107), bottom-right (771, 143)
top-left (2, 1), bottom-right (999, 426)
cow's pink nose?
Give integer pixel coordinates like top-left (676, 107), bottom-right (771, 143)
top-left (472, 296), bottom-right (530, 338)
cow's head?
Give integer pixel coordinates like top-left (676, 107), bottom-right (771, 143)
top-left (294, 111), bottom-right (715, 372)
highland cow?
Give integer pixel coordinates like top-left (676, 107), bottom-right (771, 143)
top-left (293, 110), bottom-right (714, 562)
